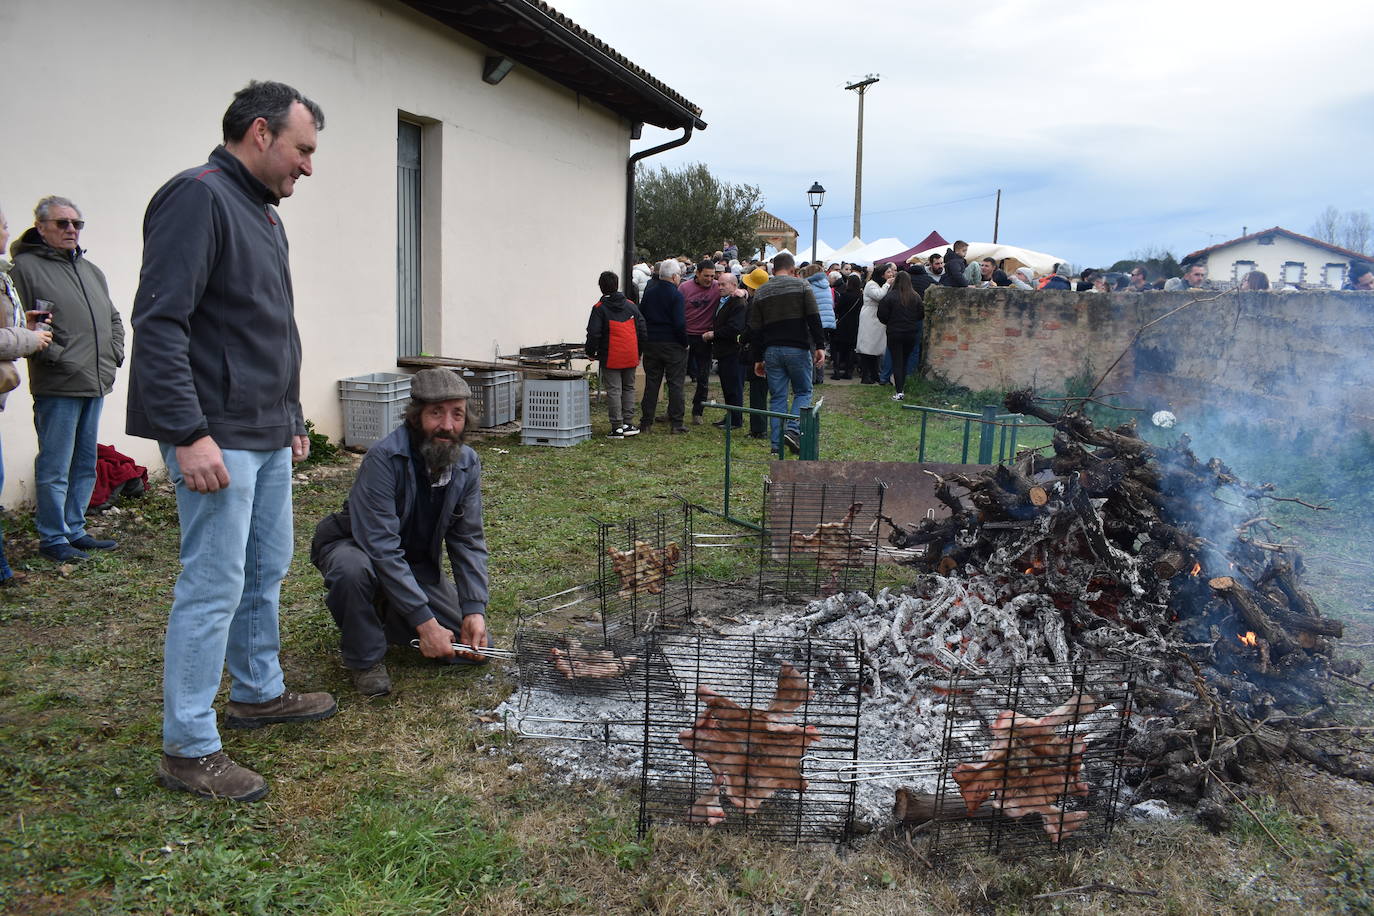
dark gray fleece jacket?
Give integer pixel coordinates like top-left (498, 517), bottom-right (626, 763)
top-left (126, 146), bottom-right (304, 448)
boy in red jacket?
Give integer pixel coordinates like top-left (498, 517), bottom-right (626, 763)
top-left (585, 271), bottom-right (647, 438)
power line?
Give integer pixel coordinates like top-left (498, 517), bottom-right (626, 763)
top-left (775, 191), bottom-right (999, 226)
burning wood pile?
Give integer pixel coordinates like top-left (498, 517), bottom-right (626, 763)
top-left (883, 388), bottom-right (1369, 817)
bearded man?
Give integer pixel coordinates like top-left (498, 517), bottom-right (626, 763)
top-left (311, 368), bottom-right (490, 696)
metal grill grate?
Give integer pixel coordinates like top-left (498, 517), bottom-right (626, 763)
top-left (759, 481), bottom-right (885, 600)
top-left (911, 661), bottom-right (1134, 855)
top-left (637, 633), bottom-right (862, 844)
top-left (597, 505), bottom-right (693, 639)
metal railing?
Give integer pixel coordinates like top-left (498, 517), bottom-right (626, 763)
top-left (702, 397), bottom-right (823, 530)
top-left (901, 403), bottom-right (1024, 464)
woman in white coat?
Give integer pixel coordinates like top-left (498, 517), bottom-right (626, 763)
top-left (856, 263), bottom-right (894, 384)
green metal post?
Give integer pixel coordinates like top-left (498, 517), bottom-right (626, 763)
top-left (918, 411), bottom-right (929, 462)
top-left (978, 405), bottom-right (998, 464)
top-left (961, 419), bottom-right (972, 463)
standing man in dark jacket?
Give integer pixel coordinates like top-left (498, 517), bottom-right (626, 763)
top-left (705, 271), bottom-right (748, 428)
top-left (680, 259), bottom-right (719, 424)
top-left (747, 253), bottom-right (825, 454)
top-left (585, 271), bottom-right (646, 438)
top-left (637, 259), bottom-right (689, 433)
top-left (9, 196), bottom-right (124, 563)
top-left (311, 368), bottom-right (490, 698)
top-left (127, 81), bottom-right (335, 803)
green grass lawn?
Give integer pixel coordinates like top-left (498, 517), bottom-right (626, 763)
top-left (2, 376), bottom-right (1370, 914)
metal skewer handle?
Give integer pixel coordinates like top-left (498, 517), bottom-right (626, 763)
top-left (407, 639), bottom-right (515, 659)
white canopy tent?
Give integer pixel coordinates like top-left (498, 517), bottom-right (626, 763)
top-left (762, 246), bottom-right (794, 261)
top-left (796, 239), bottom-right (836, 263)
top-left (846, 237), bottom-right (908, 266)
top-left (829, 236), bottom-right (868, 260)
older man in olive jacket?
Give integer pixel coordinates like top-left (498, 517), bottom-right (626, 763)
top-left (10, 196), bottom-right (123, 563)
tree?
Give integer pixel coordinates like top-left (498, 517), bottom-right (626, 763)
top-left (634, 162), bottom-right (764, 261)
top-left (1309, 204), bottom-right (1371, 254)
top-left (1110, 245), bottom-right (1179, 283)
top-left (1340, 210), bottom-right (1371, 255)
top-left (1310, 205), bottom-right (1341, 244)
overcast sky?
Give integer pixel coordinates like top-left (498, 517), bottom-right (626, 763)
top-left (552, 0), bottom-right (1374, 266)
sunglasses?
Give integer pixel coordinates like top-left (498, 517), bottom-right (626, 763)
top-left (47, 218), bottom-right (85, 230)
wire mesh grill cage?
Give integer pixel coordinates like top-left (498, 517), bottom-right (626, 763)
top-left (759, 481), bottom-right (885, 600)
top-left (911, 661), bottom-right (1134, 856)
top-left (511, 584), bottom-right (655, 744)
top-left (596, 504), bottom-right (693, 639)
top-left (637, 633), bottom-right (862, 844)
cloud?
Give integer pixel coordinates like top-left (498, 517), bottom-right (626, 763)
top-left (554, 0), bottom-right (1374, 264)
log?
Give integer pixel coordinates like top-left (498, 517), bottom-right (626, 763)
top-left (1208, 577), bottom-right (1298, 656)
top-left (1153, 550), bottom-right (1186, 580)
top-left (1267, 558), bottom-right (1343, 636)
top-left (893, 787), bottom-right (997, 825)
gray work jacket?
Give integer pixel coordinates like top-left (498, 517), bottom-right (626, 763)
top-left (310, 425), bottom-right (489, 626)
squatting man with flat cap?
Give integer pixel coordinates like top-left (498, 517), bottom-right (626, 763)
top-left (312, 368), bottom-right (491, 697)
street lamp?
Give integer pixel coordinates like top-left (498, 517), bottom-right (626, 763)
top-left (808, 181), bottom-right (826, 265)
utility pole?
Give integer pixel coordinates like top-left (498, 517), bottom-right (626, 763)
top-left (993, 189), bottom-right (1001, 243)
top-left (845, 75), bottom-right (879, 239)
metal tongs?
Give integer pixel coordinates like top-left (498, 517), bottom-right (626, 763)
top-left (408, 639), bottom-right (515, 659)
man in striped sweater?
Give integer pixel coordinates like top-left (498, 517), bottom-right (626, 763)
top-left (747, 253), bottom-right (825, 454)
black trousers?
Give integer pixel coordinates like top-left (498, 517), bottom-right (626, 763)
top-left (715, 352), bottom-right (744, 426)
top-left (889, 334), bottom-right (917, 393)
top-left (317, 539), bottom-right (465, 669)
top-left (640, 340), bottom-right (688, 427)
top-left (686, 335), bottom-right (713, 418)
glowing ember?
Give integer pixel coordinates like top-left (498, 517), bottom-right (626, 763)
top-left (1237, 631), bottom-right (1258, 647)
top-left (1189, 562), bottom-right (1202, 577)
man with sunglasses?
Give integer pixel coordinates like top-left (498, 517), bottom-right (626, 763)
top-left (9, 196), bottom-right (124, 563)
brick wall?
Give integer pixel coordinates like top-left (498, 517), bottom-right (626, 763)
top-left (923, 288), bottom-right (1374, 435)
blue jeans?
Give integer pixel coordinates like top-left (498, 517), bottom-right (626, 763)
top-left (161, 444), bottom-right (292, 757)
top-left (32, 395), bottom-right (102, 548)
top-left (764, 346), bottom-right (814, 451)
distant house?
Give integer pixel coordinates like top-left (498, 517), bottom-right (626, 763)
top-left (1182, 227), bottom-right (1368, 289)
top-left (755, 211), bottom-right (799, 257)
top-left (0, 0), bottom-right (703, 503)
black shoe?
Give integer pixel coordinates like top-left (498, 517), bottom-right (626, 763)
top-left (606, 427), bottom-right (625, 439)
top-left (70, 535), bottom-right (117, 551)
top-left (670, 425), bottom-right (689, 434)
top-left (621, 424), bottom-right (640, 437)
top-left (783, 431), bottom-right (801, 454)
top-left (711, 419), bottom-right (729, 428)
top-left (40, 543), bottom-right (88, 563)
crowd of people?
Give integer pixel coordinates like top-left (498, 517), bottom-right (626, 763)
top-left (599, 238), bottom-right (1374, 439)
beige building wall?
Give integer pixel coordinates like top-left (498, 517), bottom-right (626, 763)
top-left (1198, 236), bottom-right (1353, 288)
top-left (0, 0), bottom-right (629, 506)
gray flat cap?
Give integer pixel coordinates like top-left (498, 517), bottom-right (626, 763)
top-left (410, 368), bottom-right (472, 402)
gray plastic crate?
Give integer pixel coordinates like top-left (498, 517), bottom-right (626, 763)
top-left (465, 369), bottom-right (519, 428)
top-left (521, 424), bottom-right (592, 447)
top-left (522, 377), bottom-right (590, 431)
top-left (339, 372), bottom-right (411, 447)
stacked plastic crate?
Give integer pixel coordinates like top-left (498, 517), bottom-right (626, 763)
top-left (338, 372), bottom-right (412, 448)
top-left (521, 377), bottom-right (591, 447)
top-left (464, 369), bottom-right (519, 429)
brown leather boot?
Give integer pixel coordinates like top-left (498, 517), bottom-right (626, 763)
top-left (158, 751), bottom-right (268, 802)
top-left (224, 690), bottom-right (337, 729)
